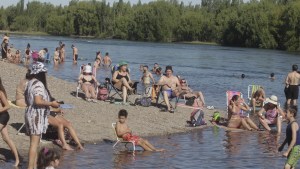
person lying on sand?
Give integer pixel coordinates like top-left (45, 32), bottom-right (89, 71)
top-left (115, 109), bottom-right (165, 152)
top-left (227, 95), bottom-right (259, 131)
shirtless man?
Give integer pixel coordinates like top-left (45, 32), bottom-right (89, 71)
top-left (285, 64), bottom-right (300, 106)
top-left (71, 44), bottom-right (78, 63)
top-left (115, 109), bottom-right (164, 152)
top-left (157, 66), bottom-right (180, 113)
top-left (60, 44), bottom-right (65, 62)
top-left (103, 52), bottom-right (112, 67)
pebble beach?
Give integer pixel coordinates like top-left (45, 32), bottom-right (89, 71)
top-left (0, 60), bottom-right (219, 162)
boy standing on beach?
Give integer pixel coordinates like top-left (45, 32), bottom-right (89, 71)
top-left (278, 106), bottom-right (300, 169)
top-left (115, 109), bottom-right (164, 152)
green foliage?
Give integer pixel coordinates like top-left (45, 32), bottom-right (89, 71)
top-left (1, 0), bottom-right (300, 51)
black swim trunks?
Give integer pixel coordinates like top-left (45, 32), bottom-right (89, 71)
top-left (74, 54), bottom-right (78, 61)
top-left (0, 111), bottom-right (10, 125)
top-left (286, 85), bottom-right (299, 100)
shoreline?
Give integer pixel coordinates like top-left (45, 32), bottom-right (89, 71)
top-left (0, 60), bottom-right (221, 162)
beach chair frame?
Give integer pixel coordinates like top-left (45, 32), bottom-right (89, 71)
top-left (112, 123), bottom-right (136, 151)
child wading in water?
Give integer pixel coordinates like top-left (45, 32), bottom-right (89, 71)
top-left (37, 147), bottom-right (61, 169)
top-left (278, 106), bottom-right (300, 169)
top-left (116, 109), bottom-right (165, 152)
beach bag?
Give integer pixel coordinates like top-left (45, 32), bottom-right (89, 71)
top-left (186, 97), bottom-right (196, 106)
top-left (190, 109), bottom-right (205, 127)
top-left (97, 86), bottom-right (109, 101)
top-left (212, 111), bottom-right (221, 123)
top-left (140, 97), bottom-right (152, 107)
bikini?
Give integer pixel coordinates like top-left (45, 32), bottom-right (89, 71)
top-left (113, 73), bottom-right (129, 85)
top-left (82, 77), bottom-right (95, 84)
top-left (265, 108), bottom-right (278, 124)
top-left (0, 100), bottom-right (10, 125)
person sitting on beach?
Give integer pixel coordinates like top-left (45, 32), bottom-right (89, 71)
top-left (250, 87), bottom-right (265, 113)
top-left (78, 65), bottom-right (99, 102)
top-left (278, 106), bottom-right (300, 169)
top-left (48, 108), bottom-right (84, 150)
top-left (257, 95), bottom-right (284, 134)
top-left (116, 109), bottom-right (165, 152)
top-left (15, 70), bottom-right (31, 107)
top-left (103, 52), bottom-right (112, 67)
top-left (37, 147), bottom-right (61, 169)
top-left (15, 50), bottom-right (21, 64)
top-left (112, 62), bottom-right (134, 104)
top-left (157, 66), bottom-right (180, 113)
top-left (227, 95), bottom-right (259, 131)
top-left (152, 63), bottom-right (159, 73)
top-left (173, 78), bottom-right (206, 106)
top-left (53, 47), bottom-right (60, 64)
top-left (7, 48), bottom-right (12, 62)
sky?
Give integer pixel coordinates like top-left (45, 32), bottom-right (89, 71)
top-left (0, 0), bottom-right (200, 8)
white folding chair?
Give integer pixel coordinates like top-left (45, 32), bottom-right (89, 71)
top-left (112, 123), bottom-right (136, 151)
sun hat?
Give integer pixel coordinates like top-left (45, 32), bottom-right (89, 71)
top-left (118, 61), bottom-right (128, 67)
top-left (30, 62), bottom-right (47, 75)
top-left (266, 95), bottom-right (278, 105)
top-left (84, 65), bottom-right (92, 73)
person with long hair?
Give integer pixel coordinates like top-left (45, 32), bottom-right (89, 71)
top-left (0, 78), bottom-right (20, 166)
top-left (227, 95), bottom-right (259, 131)
top-left (250, 87), bottom-right (265, 113)
top-left (25, 62), bottom-right (60, 169)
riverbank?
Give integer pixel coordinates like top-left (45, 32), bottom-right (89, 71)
top-left (0, 61), bottom-right (221, 162)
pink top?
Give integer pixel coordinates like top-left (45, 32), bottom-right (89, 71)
top-left (265, 108), bottom-right (277, 124)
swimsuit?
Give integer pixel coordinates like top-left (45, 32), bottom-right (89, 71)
top-left (74, 54), bottom-right (78, 61)
top-left (265, 108), bottom-right (278, 124)
top-left (113, 73), bottom-right (129, 85)
top-left (286, 121), bottom-right (300, 168)
top-left (0, 111), bottom-right (9, 125)
top-left (286, 85), bottom-right (299, 100)
top-left (163, 89), bottom-right (173, 97)
top-left (122, 133), bottom-right (140, 145)
top-left (82, 77), bottom-right (95, 84)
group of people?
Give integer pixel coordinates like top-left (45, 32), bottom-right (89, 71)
top-left (225, 64), bottom-right (300, 169)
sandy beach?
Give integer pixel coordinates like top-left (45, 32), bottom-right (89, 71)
top-left (0, 61), bottom-right (220, 161)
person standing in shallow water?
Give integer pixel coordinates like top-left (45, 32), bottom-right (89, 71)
top-left (71, 44), bottom-right (78, 64)
top-left (285, 64), bottom-right (300, 107)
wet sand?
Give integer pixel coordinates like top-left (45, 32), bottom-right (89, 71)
top-left (0, 61), bottom-right (220, 161)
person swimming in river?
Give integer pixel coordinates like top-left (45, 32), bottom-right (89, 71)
top-left (278, 106), bottom-right (300, 169)
top-left (227, 95), bottom-right (259, 131)
top-left (115, 109), bottom-right (165, 152)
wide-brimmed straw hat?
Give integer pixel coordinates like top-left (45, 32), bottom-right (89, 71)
top-left (266, 95), bottom-right (278, 105)
top-left (84, 65), bottom-right (92, 73)
top-left (30, 62), bottom-right (47, 75)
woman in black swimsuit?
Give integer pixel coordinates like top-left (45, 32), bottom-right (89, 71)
top-left (112, 62), bottom-right (133, 103)
top-left (0, 78), bottom-right (20, 166)
top-left (78, 65), bottom-right (99, 102)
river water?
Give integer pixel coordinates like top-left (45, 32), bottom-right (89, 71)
top-left (1, 35), bottom-right (300, 168)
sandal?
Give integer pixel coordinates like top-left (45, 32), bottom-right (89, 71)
top-left (169, 108), bottom-right (175, 113)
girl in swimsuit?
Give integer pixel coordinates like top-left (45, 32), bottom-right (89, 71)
top-left (53, 47), bottom-right (60, 64)
top-left (0, 78), bottom-right (20, 166)
top-left (112, 62), bottom-right (134, 104)
top-left (257, 95), bottom-right (284, 134)
top-left (141, 66), bottom-right (155, 97)
top-left (227, 95), bottom-right (259, 131)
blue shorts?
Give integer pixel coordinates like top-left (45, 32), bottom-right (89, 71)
top-left (163, 89), bottom-right (173, 98)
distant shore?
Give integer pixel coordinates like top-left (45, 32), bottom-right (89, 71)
top-left (0, 60), bottom-right (221, 162)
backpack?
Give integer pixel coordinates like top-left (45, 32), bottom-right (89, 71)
top-left (97, 86), bottom-right (109, 101)
top-left (140, 97), bottom-right (152, 107)
top-left (189, 109), bottom-right (206, 127)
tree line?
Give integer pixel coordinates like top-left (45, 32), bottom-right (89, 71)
top-left (0, 0), bottom-right (299, 51)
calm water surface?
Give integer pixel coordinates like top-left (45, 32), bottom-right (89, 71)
top-left (1, 35), bottom-right (300, 168)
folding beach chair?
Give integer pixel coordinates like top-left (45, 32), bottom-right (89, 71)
top-left (76, 64), bottom-right (98, 98)
top-left (247, 85), bottom-right (262, 101)
top-left (112, 123), bottom-right (136, 151)
top-left (155, 86), bottom-right (177, 111)
top-left (226, 90), bottom-right (248, 117)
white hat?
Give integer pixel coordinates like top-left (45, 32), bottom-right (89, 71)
top-left (266, 95), bottom-right (278, 105)
top-left (84, 65), bottom-right (92, 73)
top-left (30, 62), bottom-right (47, 75)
